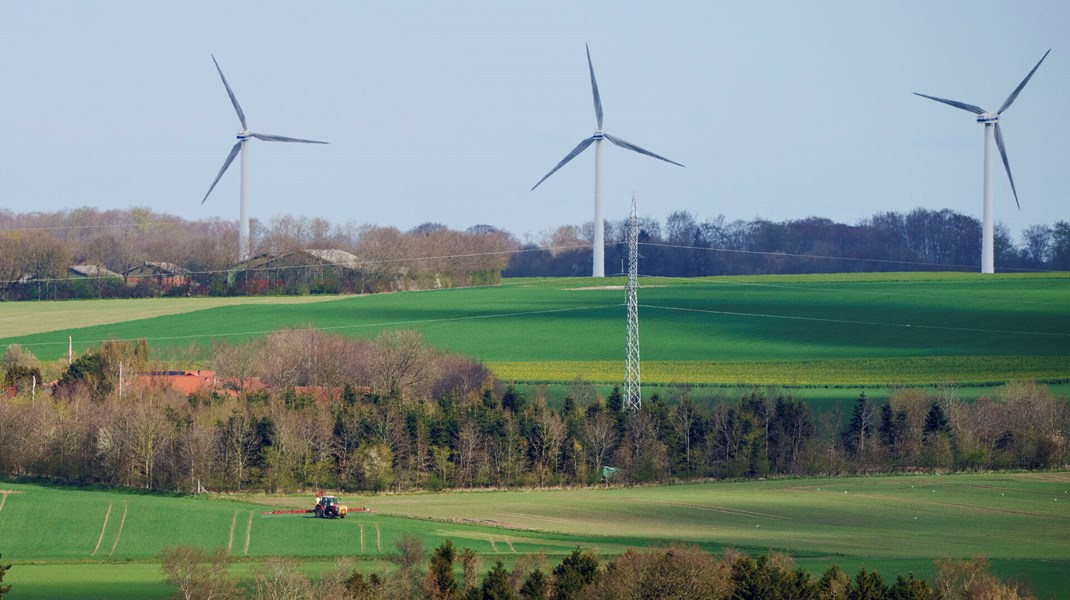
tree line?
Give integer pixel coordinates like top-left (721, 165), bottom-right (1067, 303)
top-left (506, 209), bottom-right (1070, 277)
top-left (2, 332), bottom-right (1065, 493)
top-left (3, 205), bottom-right (1068, 300)
top-left (0, 208), bottom-right (512, 300)
top-left (154, 541), bottom-right (1036, 600)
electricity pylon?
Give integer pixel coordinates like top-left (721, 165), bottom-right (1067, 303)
top-left (624, 193), bottom-right (642, 412)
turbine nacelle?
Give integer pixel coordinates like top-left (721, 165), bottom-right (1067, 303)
top-left (977, 112), bottom-right (999, 124)
top-left (236, 130), bottom-right (252, 140)
top-left (592, 131), bottom-right (605, 140)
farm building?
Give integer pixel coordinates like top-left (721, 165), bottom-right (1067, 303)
top-left (227, 249), bottom-right (365, 294)
top-left (123, 261), bottom-right (191, 291)
top-left (68, 264), bottom-right (123, 280)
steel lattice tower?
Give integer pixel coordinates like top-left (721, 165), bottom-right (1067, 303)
top-left (624, 194), bottom-right (642, 412)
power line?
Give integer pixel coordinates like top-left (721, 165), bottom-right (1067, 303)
top-left (0, 220), bottom-right (194, 233)
top-left (639, 241), bottom-right (1064, 274)
top-left (2, 237), bottom-right (1065, 287)
top-left (640, 303), bottom-right (1070, 338)
top-left (0, 245), bottom-right (588, 285)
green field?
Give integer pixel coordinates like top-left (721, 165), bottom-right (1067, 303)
top-left (2, 473), bottom-right (1069, 598)
top-left (0, 295), bottom-right (340, 339)
top-left (1, 272), bottom-right (1068, 386)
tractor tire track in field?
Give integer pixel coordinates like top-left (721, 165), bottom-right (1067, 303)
top-left (92, 503), bottom-right (113, 556)
top-left (109, 502), bottom-right (128, 556)
top-left (244, 511), bottom-right (253, 555)
top-left (228, 511), bottom-right (238, 552)
top-left (0, 490), bottom-right (15, 514)
top-left (375, 523), bottom-right (381, 552)
top-left (487, 536), bottom-right (498, 552)
top-left (359, 524), bottom-right (365, 553)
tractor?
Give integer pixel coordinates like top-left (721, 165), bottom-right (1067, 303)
top-left (313, 495), bottom-right (348, 519)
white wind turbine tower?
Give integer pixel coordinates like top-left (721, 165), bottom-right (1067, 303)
top-left (915, 49), bottom-right (1049, 274)
top-left (201, 55), bottom-right (328, 262)
top-left (532, 45), bottom-right (683, 278)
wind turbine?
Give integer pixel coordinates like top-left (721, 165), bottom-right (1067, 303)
top-left (915, 49), bottom-right (1049, 274)
top-left (532, 44), bottom-right (683, 278)
top-left (201, 55), bottom-right (328, 263)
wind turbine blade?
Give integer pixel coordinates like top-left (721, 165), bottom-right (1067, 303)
top-left (531, 137), bottom-right (596, 191)
top-left (249, 133), bottom-right (328, 144)
top-left (993, 123), bottom-right (1019, 209)
top-left (998, 48), bottom-right (1051, 114)
top-left (586, 44), bottom-right (603, 130)
top-left (603, 133), bottom-right (685, 167)
top-left (201, 142), bottom-right (242, 204)
top-left (913, 93), bottom-right (985, 115)
top-left (212, 54), bottom-right (248, 130)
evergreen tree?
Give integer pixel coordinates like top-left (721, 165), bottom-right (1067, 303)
top-left (502, 385), bottom-right (524, 413)
top-left (923, 403), bottom-right (951, 440)
top-left (818, 564), bottom-right (850, 600)
top-left (480, 561), bottom-right (516, 600)
top-left (551, 547), bottom-right (599, 600)
top-left (607, 386), bottom-right (624, 413)
top-left (519, 569), bottom-right (549, 600)
top-left (887, 573), bottom-right (933, 600)
top-left (849, 566), bottom-right (886, 600)
top-left (879, 403), bottom-right (909, 466)
top-left (344, 571), bottom-right (384, 597)
top-left (427, 539), bottom-right (460, 600)
top-left (342, 382), bottom-right (358, 406)
top-left (842, 394), bottom-right (875, 461)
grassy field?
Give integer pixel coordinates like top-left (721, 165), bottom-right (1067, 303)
top-left (1, 272), bottom-right (1067, 386)
top-left (2, 473), bottom-right (1069, 598)
top-left (0, 295), bottom-right (340, 339)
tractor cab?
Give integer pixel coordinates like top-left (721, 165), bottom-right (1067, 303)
top-left (313, 495), bottom-right (347, 518)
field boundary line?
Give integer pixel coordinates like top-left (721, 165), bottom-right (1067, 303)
top-left (244, 511), bottom-right (253, 555)
top-left (642, 303), bottom-right (1070, 338)
top-left (92, 503), bottom-right (113, 556)
top-left (227, 511), bottom-right (238, 552)
top-left (109, 502), bottom-right (128, 556)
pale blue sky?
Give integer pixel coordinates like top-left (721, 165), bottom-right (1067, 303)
top-left (1, 1), bottom-right (1066, 243)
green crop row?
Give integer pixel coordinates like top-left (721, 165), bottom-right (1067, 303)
top-left (488, 355), bottom-right (1070, 386)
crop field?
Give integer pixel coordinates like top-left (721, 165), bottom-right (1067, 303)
top-left (1, 272), bottom-right (1068, 387)
top-left (0, 295), bottom-right (340, 339)
top-left (2, 473), bottom-right (1069, 598)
